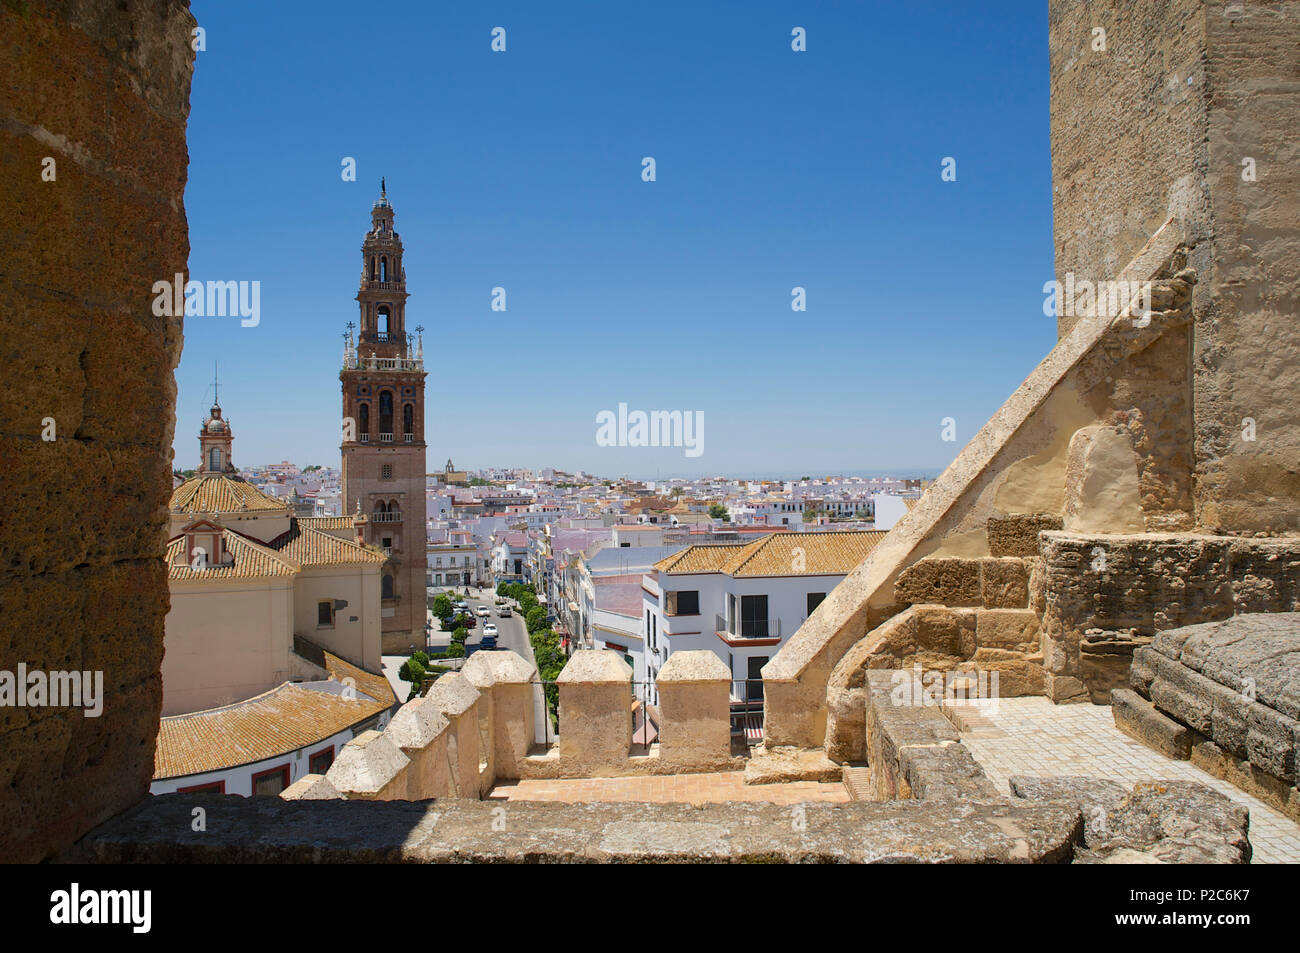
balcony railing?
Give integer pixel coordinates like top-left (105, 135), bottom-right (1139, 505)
top-left (370, 511), bottom-right (402, 522)
top-left (359, 434), bottom-right (370, 443)
top-left (379, 432), bottom-right (394, 443)
top-left (403, 433), bottom-right (414, 442)
top-left (342, 355), bottom-right (424, 372)
top-left (714, 614), bottom-right (782, 640)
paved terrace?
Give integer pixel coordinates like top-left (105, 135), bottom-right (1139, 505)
top-left (953, 697), bottom-right (1300, 865)
top-left (490, 772), bottom-right (849, 805)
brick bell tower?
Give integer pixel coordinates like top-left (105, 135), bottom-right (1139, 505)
top-left (340, 180), bottom-right (428, 654)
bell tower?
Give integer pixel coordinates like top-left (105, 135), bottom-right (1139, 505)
top-left (198, 366), bottom-right (234, 475)
top-left (340, 181), bottom-right (428, 654)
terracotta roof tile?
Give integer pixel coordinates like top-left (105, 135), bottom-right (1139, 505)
top-left (170, 474), bottom-right (289, 514)
top-left (656, 531), bottom-right (887, 577)
top-left (269, 522), bottom-right (388, 567)
top-left (166, 529), bottom-right (299, 581)
top-left (153, 651), bottom-right (395, 780)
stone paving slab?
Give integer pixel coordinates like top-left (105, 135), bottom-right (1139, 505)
top-left (953, 697), bottom-right (1300, 864)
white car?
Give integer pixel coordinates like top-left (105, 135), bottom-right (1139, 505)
top-left (497, 605), bottom-right (512, 617)
top-left (482, 623), bottom-right (498, 637)
top-left (475, 605), bottom-right (490, 618)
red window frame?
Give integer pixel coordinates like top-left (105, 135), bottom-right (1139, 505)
top-left (308, 746), bottom-right (335, 775)
top-left (177, 779), bottom-right (225, 794)
top-left (250, 764), bottom-right (291, 796)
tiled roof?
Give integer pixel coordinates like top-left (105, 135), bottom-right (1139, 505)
top-left (166, 519), bottom-right (384, 581)
top-left (153, 651), bottom-right (395, 780)
top-left (170, 474), bottom-right (289, 514)
top-left (166, 529), bottom-right (299, 581)
top-left (657, 531), bottom-right (887, 577)
top-left (299, 516), bottom-right (356, 530)
top-left (653, 544), bottom-right (748, 574)
top-left (269, 522), bottom-right (387, 567)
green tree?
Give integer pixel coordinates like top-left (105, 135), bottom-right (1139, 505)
top-left (709, 503), bottom-right (730, 522)
top-left (432, 594), bottom-right (453, 623)
top-left (445, 642), bottom-right (465, 659)
top-left (525, 605), bottom-right (547, 633)
top-left (451, 626), bottom-right (468, 644)
top-left (398, 658), bottom-right (426, 684)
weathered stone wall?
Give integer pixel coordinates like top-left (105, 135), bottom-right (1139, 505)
top-left (1040, 532), bottom-right (1300, 702)
top-left (763, 226), bottom-right (1192, 748)
top-left (0, 0), bottom-right (195, 862)
top-left (1050, 0), bottom-right (1300, 532)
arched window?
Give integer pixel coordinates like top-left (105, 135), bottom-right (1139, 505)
top-left (379, 390), bottom-right (393, 434)
top-left (382, 575), bottom-right (395, 599)
top-left (358, 403), bottom-right (369, 436)
top-left (377, 306), bottom-right (392, 335)
top-left (208, 447), bottom-right (221, 471)
top-left (403, 403), bottom-right (414, 435)
top-left (380, 257), bottom-right (388, 281)
top-left (370, 256), bottom-right (377, 280)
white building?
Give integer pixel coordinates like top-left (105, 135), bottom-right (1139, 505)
top-left (640, 531), bottom-right (886, 706)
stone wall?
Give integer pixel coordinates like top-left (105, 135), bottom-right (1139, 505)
top-left (762, 226), bottom-right (1193, 748)
top-left (0, 0), bottom-right (195, 862)
top-left (1039, 532), bottom-right (1300, 702)
top-left (1049, 0), bottom-right (1300, 532)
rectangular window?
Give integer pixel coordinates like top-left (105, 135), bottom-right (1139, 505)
top-left (317, 601), bottom-right (334, 626)
top-left (807, 592), bottom-right (827, 615)
top-left (308, 747), bottom-right (334, 775)
top-left (664, 590), bottom-right (699, 616)
top-left (177, 779), bottom-right (225, 794)
top-left (740, 594), bottom-right (768, 638)
top-left (250, 764), bottom-right (291, 796)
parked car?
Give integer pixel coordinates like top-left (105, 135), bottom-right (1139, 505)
top-left (475, 605), bottom-right (490, 618)
top-left (497, 605), bottom-right (511, 617)
top-left (454, 600), bottom-right (468, 612)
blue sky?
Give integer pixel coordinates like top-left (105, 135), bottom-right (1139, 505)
top-left (176, 0), bottom-right (1053, 479)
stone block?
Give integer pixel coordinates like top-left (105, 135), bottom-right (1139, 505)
top-left (1112, 688), bottom-right (1191, 760)
top-left (655, 651), bottom-right (732, 771)
top-left (325, 730), bottom-right (410, 801)
top-left (987, 514), bottom-right (1062, 558)
top-left (980, 557), bottom-right (1031, 608)
top-left (385, 697), bottom-right (452, 800)
top-left (895, 557), bottom-right (982, 608)
top-left (557, 650), bottom-right (632, 774)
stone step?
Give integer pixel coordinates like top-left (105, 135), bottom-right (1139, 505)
top-left (841, 765), bottom-right (873, 801)
top-left (743, 746), bottom-right (842, 785)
